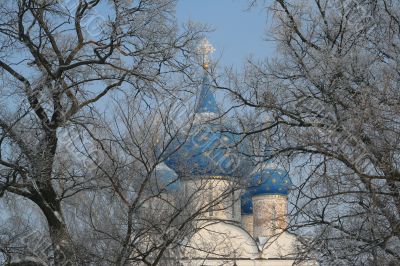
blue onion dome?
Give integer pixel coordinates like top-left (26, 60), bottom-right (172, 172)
top-left (241, 189), bottom-right (253, 215)
top-left (164, 123), bottom-right (244, 177)
top-left (153, 162), bottom-right (181, 192)
top-left (249, 162), bottom-right (292, 196)
top-left (164, 72), bottom-right (249, 177)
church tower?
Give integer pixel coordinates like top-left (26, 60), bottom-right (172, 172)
top-left (241, 161), bottom-right (291, 240)
top-left (240, 189), bottom-right (254, 236)
top-left (164, 39), bottom-right (242, 223)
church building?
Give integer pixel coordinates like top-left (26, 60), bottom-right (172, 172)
top-left (151, 40), bottom-right (316, 266)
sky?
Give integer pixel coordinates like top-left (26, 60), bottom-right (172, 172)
top-left (176, 0), bottom-right (275, 70)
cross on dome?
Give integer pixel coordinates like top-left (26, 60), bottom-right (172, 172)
top-left (197, 38), bottom-right (215, 70)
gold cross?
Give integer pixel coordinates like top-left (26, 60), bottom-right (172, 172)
top-left (197, 38), bottom-right (215, 70)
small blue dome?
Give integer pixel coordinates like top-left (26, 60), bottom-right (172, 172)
top-left (241, 189), bottom-right (253, 215)
top-left (154, 162), bottom-right (181, 192)
top-left (249, 163), bottom-right (292, 196)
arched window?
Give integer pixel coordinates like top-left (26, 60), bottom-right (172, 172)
top-left (208, 181), bottom-right (213, 216)
top-left (231, 188), bottom-right (235, 219)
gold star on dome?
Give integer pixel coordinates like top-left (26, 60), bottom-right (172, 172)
top-left (197, 38), bottom-right (215, 70)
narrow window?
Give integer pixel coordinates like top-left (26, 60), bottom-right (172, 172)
top-left (208, 182), bottom-right (213, 216)
top-left (231, 189), bottom-right (235, 219)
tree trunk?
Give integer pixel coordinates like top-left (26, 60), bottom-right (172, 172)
top-left (31, 188), bottom-right (77, 266)
top-left (30, 132), bottom-right (77, 266)
top-left (1, 125), bottom-right (77, 264)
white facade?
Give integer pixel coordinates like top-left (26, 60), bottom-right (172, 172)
top-left (178, 178), bottom-right (317, 266)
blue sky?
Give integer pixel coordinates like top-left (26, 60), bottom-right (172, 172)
top-left (176, 0), bottom-right (275, 69)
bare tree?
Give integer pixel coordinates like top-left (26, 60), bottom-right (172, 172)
top-left (221, 0), bottom-right (400, 265)
top-left (0, 0), bottom-right (205, 265)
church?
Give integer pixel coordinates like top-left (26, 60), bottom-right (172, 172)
top-left (149, 40), bottom-right (316, 266)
